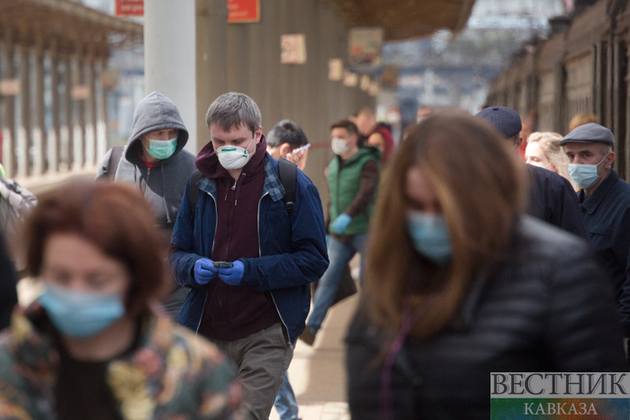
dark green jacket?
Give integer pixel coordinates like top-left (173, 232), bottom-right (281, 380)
top-left (327, 147), bottom-right (381, 236)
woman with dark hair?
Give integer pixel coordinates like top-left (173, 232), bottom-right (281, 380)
top-left (345, 113), bottom-right (627, 419)
top-left (0, 182), bottom-right (242, 419)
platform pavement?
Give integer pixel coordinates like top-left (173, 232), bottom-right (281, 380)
top-left (270, 293), bottom-right (358, 420)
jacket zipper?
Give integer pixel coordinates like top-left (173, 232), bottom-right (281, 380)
top-left (224, 177), bottom-right (239, 262)
top-left (195, 191), bottom-right (218, 335)
top-left (336, 160), bottom-right (342, 218)
top-left (143, 167), bottom-right (151, 194)
top-left (258, 191), bottom-right (292, 347)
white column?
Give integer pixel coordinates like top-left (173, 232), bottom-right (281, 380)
top-left (49, 42), bottom-right (60, 173)
top-left (145, 0), bottom-right (197, 154)
top-left (18, 45), bottom-right (31, 177)
top-left (73, 54), bottom-right (85, 169)
top-left (1, 34), bottom-right (17, 178)
top-left (96, 58), bottom-right (108, 162)
top-left (85, 52), bottom-right (97, 167)
top-left (34, 40), bottom-right (46, 175)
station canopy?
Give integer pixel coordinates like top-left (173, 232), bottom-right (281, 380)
top-left (0, 0), bottom-right (142, 57)
top-left (330, 0), bottom-right (478, 41)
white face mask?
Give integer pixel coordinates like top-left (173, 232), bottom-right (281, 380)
top-left (331, 137), bottom-right (351, 156)
top-left (216, 137), bottom-right (255, 170)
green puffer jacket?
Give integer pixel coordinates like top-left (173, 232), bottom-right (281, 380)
top-left (327, 147), bottom-right (381, 236)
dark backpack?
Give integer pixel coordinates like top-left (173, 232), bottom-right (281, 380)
top-left (97, 146), bottom-right (125, 180)
top-left (188, 158), bottom-right (297, 218)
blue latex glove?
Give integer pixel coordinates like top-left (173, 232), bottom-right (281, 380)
top-left (330, 213), bottom-right (352, 234)
top-left (217, 261), bottom-right (245, 286)
top-left (194, 258), bottom-right (218, 285)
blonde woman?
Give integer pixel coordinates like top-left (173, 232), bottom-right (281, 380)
top-left (526, 132), bottom-right (578, 191)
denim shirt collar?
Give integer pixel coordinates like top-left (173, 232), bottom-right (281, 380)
top-left (196, 154), bottom-right (285, 202)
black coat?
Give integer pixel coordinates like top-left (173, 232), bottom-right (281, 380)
top-left (346, 216), bottom-right (627, 420)
top-left (0, 233), bottom-right (17, 331)
top-left (527, 164), bottom-right (589, 241)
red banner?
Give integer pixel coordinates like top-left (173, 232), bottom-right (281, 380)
top-left (115, 0), bottom-right (144, 17)
top-left (228, 0), bottom-right (260, 23)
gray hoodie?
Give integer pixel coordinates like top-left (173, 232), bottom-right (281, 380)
top-left (97, 92), bottom-right (195, 320)
top-left (97, 91), bottom-right (195, 230)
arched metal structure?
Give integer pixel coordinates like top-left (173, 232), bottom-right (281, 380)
top-left (0, 0), bottom-right (141, 178)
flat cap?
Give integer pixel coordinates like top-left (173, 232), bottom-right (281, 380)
top-left (559, 123), bottom-right (614, 146)
top-left (474, 106), bottom-right (522, 139)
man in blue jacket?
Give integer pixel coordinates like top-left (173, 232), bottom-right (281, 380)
top-left (170, 92), bottom-right (328, 420)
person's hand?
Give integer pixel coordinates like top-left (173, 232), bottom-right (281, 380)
top-left (286, 148), bottom-right (308, 170)
top-left (330, 214), bottom-right (352, 234)
top-left (194, 258), bottom-right (218, 285)
top-left (218, 261), bottom-right (245, 286)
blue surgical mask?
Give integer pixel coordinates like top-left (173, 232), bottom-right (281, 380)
top-left (568, 155), bottom-right (607, 189)
top-left (144, 136), bottom-right (178, 160)
top-left (407, 211), bottom-right (452, 266)
top-left (38, 284), bottom-right (125, 338)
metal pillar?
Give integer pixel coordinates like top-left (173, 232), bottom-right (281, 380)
top-left (262, 0), bottom-right (283, 129)
top-left (279, 0), bottom-right (294, 121)
top-left (96, 58), bottom-right (108, 161)
top-left (85, 52), bottom-right (97, 167)
top-left (606, 40), bottom-right (614, 130)
top-left (246, 2), bottom-right (266, 127)
top-left (72, 54), bottom-right (85, 169)
top-left (49, 42), bottom-right (60, 173)
top-left (1, 34), bottom-right (16, 177)
top-left (552, 63), bottom-right (566, 134)
top-left (145, 0), bottom-right (197, 154)
top-left (595, 42), bottom-right (606, 120)
top-left (34, 40), bottom-right (46, 175)
top-left (18, 45), bottom-right (31, 177)
top-left (63, 55), bottom-right (74, 171)
top-left (196, 0), bottom-right (228, 151)
top-left (303, 0), bottom-right (320, 147)
top-left (227, 17), bottom-right (250, 94)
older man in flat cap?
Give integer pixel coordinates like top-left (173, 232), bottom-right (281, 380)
top-left (562, 123), bottom-right (630, 337)
top-left (476, 106), bottom-right (588, 240)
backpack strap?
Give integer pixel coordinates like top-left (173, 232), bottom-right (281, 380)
top-left (187, 159), bottom-right (297, 220)
top-left (189, 169), bottom-right (203, 217)
top-left (278, 158), bottom-right (297, 217)
top-left (106, 146), bottom-right (124, 179)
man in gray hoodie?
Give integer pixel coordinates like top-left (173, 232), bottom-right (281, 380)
top-left (97, 91), bottom-right (195, 319)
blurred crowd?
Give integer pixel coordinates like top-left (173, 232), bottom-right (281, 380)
top-left (0, 91), bottom-right (627, 420)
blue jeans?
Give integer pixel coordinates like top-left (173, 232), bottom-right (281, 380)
top-left (307, 234), bottom-right (367, 334)
top-left (274, 372), bottom-right (299, 420)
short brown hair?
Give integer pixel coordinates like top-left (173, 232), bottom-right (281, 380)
top-left (25, 181), bottom-right (168, 316)
top-left (330, 120), bottom-right (359, 137)
top-left (568, 113), bottom-right (598, 133)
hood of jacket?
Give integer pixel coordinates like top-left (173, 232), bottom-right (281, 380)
top-left (195, 134), bottom-right (268, 179)
top-left (126, 91), bottom-right (189, 165)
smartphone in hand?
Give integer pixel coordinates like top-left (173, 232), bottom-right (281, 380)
top-left (213, 261), bottom-right (234, 268)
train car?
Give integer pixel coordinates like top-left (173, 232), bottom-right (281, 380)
top-left (486, 0), bottom-right (630, 179)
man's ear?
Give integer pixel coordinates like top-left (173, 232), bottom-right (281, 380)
top-left (516, 136), bottom-right (523, 148)
top-left (279, 143), bottom-right (291, 159)
top-left (606, 151), bottom-right (616, 169)
top-left (254, 126), bottom-right (263, 143)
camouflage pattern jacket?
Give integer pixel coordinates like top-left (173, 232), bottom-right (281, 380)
top-left (0, 305), bottom-right (245, 420)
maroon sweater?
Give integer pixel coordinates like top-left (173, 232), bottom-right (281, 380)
top-left (195, 136), bottom-right (280, 341)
